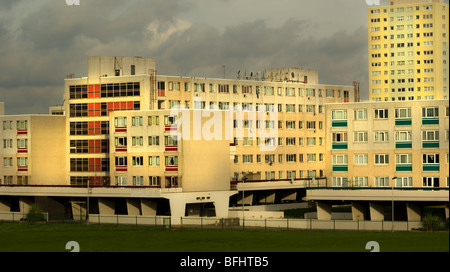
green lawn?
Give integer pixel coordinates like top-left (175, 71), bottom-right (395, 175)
top-left (0, 223), bottom-right (447, 252)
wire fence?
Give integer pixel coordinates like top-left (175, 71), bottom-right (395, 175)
top-left (0, 211), bottom-right (439, 232)
top-left (178, 216), bottom-right (426, 232)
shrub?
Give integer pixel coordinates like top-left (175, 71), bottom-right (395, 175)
top-left (421, 213), bottom-right (442, 231)
top-left (25, 204), bottom-right (45, 223)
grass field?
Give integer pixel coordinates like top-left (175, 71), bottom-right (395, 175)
top-left (0, 223), bottom-right (448, 252)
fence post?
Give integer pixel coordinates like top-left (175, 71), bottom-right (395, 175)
top-left (265, 218), bottom-right (267, 231)
top-left (117, 215), bottom-right (119, 225)
top-left (333, 220), bottom-right (335, 232)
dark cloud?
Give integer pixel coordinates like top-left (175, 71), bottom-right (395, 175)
top-left (0, 0), bottom-right (369, 115)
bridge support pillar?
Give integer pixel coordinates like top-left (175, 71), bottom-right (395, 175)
top-left (316, 201), bottom-right (332, 220)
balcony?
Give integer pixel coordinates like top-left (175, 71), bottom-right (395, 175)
top-left (395, 118), bottom-right (411, 126)
top-left (422, 118), bottom-right (439, 125)
top-left (395, 141), bottom-right (412, 149)
top-left (332, 142), bottom-right (348, 150)
top-left (396, 164), bottom-right (412, 172)
top-left (423, 164), bottom-right (439, 172)
top-left (165, 165), bottom-right (178, 172)
top-left (115, 166), bottom-right (127, 172)
top-left (165, 145), bottom-right (178, 152)
top-left (158, 90), bottom-right (166, 97)
top-left (115, 126), bottom-right (127, 133)
top-left (17, 129), bottom-right (27, 135)
top-left (422, 141), bottom-right (439, 148)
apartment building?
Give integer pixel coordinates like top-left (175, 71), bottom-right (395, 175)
top-left (65, 56), bottom-right (356, 188)
top-left (0, 115), bottom-right (66, 185)
top-left (325, 99), bottom-right (449, 188)
top-left (368, 0), bottom-right (449, 101)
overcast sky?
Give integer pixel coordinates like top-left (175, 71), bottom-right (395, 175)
top-left (0, 0), bottom-right (390, 114)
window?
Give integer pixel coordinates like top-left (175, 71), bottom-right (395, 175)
top-left (132, 116), bottom-right (143, 126)
top-left (307, 154), bottom-right (316, 162)
top-left (354, 131), bottom-right (368, 142)
top-left (17, 157), bottom-right (28, 167)
top-left (332, 110), bottom-right (347, 120)
top-left (395, 108), bottom-right (411, 118)
top-left (115, 176), bottom-right (127, 186)
top-left (354, 177), bottom-right (368, 187)
top-left (396, 177), bottom-right (412, 187)
top-left (422, 107), bottom-right (439, 118)
top-left (396, 154), bottom-right (412, 164)
top-left (3, 139), bottom-right (12, 148)
top-left (395, 131), bottom-right (412, 141)
top-left (354, 154), bottom-right (368, 165)
top-left (149, 176), bottom-right (161, 186)
top-left (132, 136), bottom-right (143, 146)
top-left (287, 171), bottom-right (296, 179)
top-left (115, 137), bottom-right (127, 147)
top-left (148, 136), bottom-right (160, 146)
top-left (332, 154), bottom-right (348, 165)
top-left (132, 156), bottom-right (144, 166)
top-left (332, 132), bottom-right (347, 142)
top-left (286, 137), bottom-right (296, 146)
top-left (3, 157), bottom-right (13, 167)
top-left (286, 121), bottom-right (296, 129)
top-left (374, 131), bottom-right (389, 142)
top-left (114, 117), bottom-right (127, 127)
top-left (423, 154), bottom-right (439, 164)
top-left (375, 154), bottom-right (389, 165)
top-left (3, 121), bottom-right (12, 130)
top-left (133, 176), bottom-right (144, 186)
top-left (286, 154), bottom-right (297, 163)
top-left (375, 177), bottom-right (389, 187)
top-left (243, 155), bottom-right (253, 164)
top-left (332, 177), bottom-right (348, 187)
top-left (164, 116), bottom-right (176, 125)
top-left (149, 156), bottom-right (160, 166)
top-left (285, 104), bottom-right (295, 112)
top-left (165, 135), bottom-right (178, 146)
top-left (17, 120), bottom-right (28, 130)
top-left (115, 157), bottom-right (127, 166)
top-left (354, 109), bottom-right (367, 120)
top-left (165, 156), bottom-right (178, 166)
top-left (148, 116), bottom-right (160, 126)
top-left (422, 130), bottom-right (439, 141)
top-left (306, 121), bottom-right (316, 129)
top-left (374, 109), bottom-right (388, 119)
top-left (17, 139), bottom-right (28, 148)
top-left (423, 177), bottom-right (439, 187)
top-left (307, 137), bottom-right (316, 146)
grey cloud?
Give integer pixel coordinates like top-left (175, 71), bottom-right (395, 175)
top-left (0, 0), bottom-right (369, 115)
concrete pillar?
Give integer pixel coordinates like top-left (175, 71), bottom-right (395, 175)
top-left (141, 199), bottom-right (157, 216)
top-left (168, 198), bottom-right (186, 225)
top-left (369, 202), bottom-right (385, 221)
top-left (0, 197), bottom-right (10, 212)
top-left (406, 203), bottom-right (422, 221)
top-left (213, 193), bottom-right (232, 219)
top-left (445, 203), bottom-right (449, 219)
top-left (70, 198), bottom-right (86, 221)
top-left (236, 192), bottom-right (253, 206)
top-left (98, 198), bottom-right (115, 215)
top-left (19, 197), bottom-right (34, 214)
top-left (352, 202), bottom-right (368, 221)
top-left (279, 190), bottom-right (297, 202)
top-left (257, 191), bottom-right (276, 204)
top-left (127, 199), bottom-right (141, 216)
top-left (316, 201), bottom-right (332, 220)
